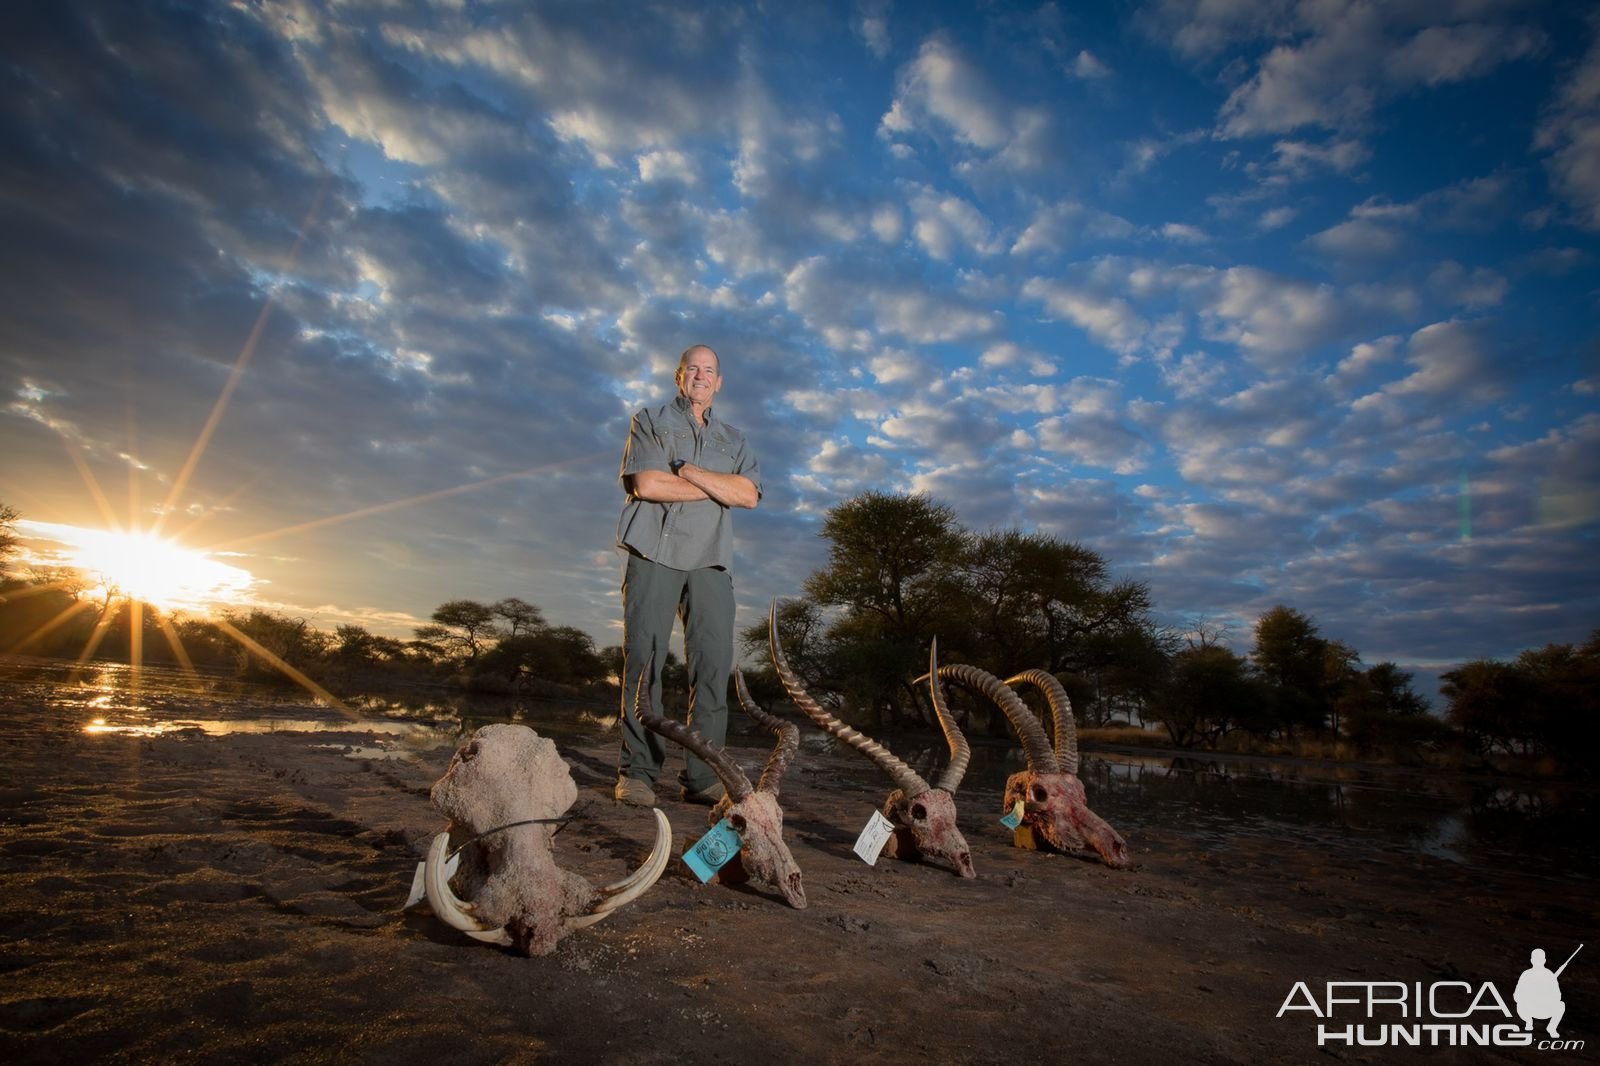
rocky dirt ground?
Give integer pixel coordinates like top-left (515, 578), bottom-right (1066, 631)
top-left (0, 697), bottom-right (1593, 1064)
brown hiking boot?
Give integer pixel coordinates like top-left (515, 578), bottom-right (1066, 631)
top-left (681, 781), bottom-right (727, 806)
top-left (614, 777), bottom-right (656, 807)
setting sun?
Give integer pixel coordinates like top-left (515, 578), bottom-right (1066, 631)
top-left (21, 520), bottom-right (255, 613)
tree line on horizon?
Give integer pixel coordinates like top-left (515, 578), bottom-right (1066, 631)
top-left (2, 496), bottom-right (1594, 772)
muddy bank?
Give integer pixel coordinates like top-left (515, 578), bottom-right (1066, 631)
top-left (0, 696), bottom-right (1592, 1064)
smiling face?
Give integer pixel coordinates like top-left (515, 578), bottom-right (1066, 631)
top-left (675, 344), bottom-right (722, 414)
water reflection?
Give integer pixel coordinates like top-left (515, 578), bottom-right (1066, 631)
top-left (802, 732), bottom-right (1599, 880)
top-left (5, 657), bottom-right (1595, 878)
top-left (3, 657), bottom-right (611, 747)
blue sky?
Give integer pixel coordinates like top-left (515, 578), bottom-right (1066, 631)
top-left (2, 1), bottom-right (1596, 702)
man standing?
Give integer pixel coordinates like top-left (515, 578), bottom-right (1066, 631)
top-left (614, 345), bottom-right (761, 806)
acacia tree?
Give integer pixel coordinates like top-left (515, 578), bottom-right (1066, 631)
top-left (1251, 605), bottom-right (1333, 738)
top-left (801, 491), bottom-right (968, 725)
top-left (1341, 661), bottom-right (1441, 753)
top-left (0, 501), bottom-right (18, 571)
top-left (492, 597), bottom-right (546, 637)
top-left (959, 531), bottom-right (1141, 666)
top-left (333, 624), bottom-right (409, 669)
top-left (738, 598), bottom-right (828, 687)
top-left (223, 609), bottom-right (327, 679)
top-left (957, 529), bottom-right (1168, 724)
top-left (1145, 644), bottom-right (1260, 747)
top-left (1519, 633), bottom-right (1600, 771)
top-left (805, 491), bottom-right (967, 636)
top-left (1444, 633), bottom-right (1600, 768)
top-left (1443, 658), bottom-right (1536, 755)
top-left (477, 625), bottom-right (605, 687)
top-left (415, 599), bottom-right (501, 664)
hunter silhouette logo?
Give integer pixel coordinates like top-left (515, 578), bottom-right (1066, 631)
top-left (1517, 944), bottom-right (1580, 1040)
top-left (1277, 943), bottom-right (1584, 1050)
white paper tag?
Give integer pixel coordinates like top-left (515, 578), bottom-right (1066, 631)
top-left (852, 809), bottom-right (896, 865)
top-left (405, 851), bottom-right (459, 909)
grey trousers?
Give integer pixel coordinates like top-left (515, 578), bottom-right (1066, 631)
top-left (618, 551), bottom-right (733, 793)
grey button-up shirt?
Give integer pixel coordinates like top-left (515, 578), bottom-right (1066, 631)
top-left (616, 395), bottom-right (762, 572)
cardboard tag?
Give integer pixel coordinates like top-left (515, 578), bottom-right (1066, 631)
top-left (852, 809), bottom-right (896, 866)
top-left (405, 850), bottom-right (459, 909)
top-left (682, 818), bottom-right (742, 883)
top-left (999, 797), bottom-right (1026, 830)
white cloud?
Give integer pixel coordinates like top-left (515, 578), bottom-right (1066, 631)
top-left (868, 349), bottom-right (924, 385)
top-left (1258, 137), bottom-right (1371, 182)
top-left (1157, 349), bottom-right (1227, 398)
top-left (1386, 319), bottom-right (1504, 401)
top-left (979, 341), bottom-right (1057, 377)
top-left (879, 35), bottom-right (1055, 170)
top-left (784, 257), bottom-right (1002, 347)
top-left (870, 203), bottom-right (905, 243)
top-left (1030, 377), bottom-right (1150, 473)
top-left (1035, 413), bottom-right (1149, 474)
top-left (1391, 21), bottom-right (1545, 87)
top-left (1215, 4), bottom-right (1546, 138)
top-left (1427, 261), bottom-right (1508, 310)
top-left (1011, 201), bottom-right (1136, 256)
top-left (1200, 266), bottom-right (1345, 363)
top-left (638, 149), bottom-right (697, 184)
top-left (1327, 334), bottom-right (1402, 390)
top-left (1020, 278), bottom-right (1146, 356)
top-left (1535, 24), bottom-right (1600, 229)
top-left (1139, 0), bottom-right (1294, 60)
top-left (1258, 205), bottom-right (1298, 231)
top-left (1161, 222), bottom-right (1209, 243)
top-left (907, 185), bottom-right (1000, 259)
top-left (1072, 50), bottom-right (1111, 79)
top-left (854, 0), bottom-right (892, 58)
top-left (1305, 217), bottom-right (1404, 258)
top-left (877, 395), bottom-right (1009, 463)
top-left (888, 36), bottom-right (1011, 149)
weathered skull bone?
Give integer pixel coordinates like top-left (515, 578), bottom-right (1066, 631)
top-left (424, 723), bottom-right (671, 955)
top-left (935, 664), bottom-right (1130, 869)
top-left (771, 604), bottom-right (975, 877)
top-left (634, 675), bottom-right (807, 909)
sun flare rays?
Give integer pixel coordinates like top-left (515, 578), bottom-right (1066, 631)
top-left (4, 172), bottom-right (598, 722)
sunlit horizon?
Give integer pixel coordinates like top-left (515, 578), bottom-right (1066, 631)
top-left (15, 519), bottom-right (257, 614)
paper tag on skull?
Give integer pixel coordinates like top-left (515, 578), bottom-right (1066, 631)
top-left (683, 817), bottom-right (742, 883)
top-left (405, 850), bottom-right (459, 909)
top-left (852, 809), bottom-right (896, 865)
top-left (999, 798), bottom-right (1026, 830)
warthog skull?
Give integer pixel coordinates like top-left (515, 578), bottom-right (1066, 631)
top-left (424, 723), bottom-right (670, 955)
top-left (771, 603), bottom-right (975, 878)
top-left (936, 664), bottom-right (1130, 869)
top-left (634, 674), bottom-right (807, 908)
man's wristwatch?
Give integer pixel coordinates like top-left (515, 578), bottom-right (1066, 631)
top-left (669, 459), bottom-right (686, 474)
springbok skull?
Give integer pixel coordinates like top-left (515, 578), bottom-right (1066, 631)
top-left (634, 674), bottom-right (807, 908)
top-left (424, 723), bottom-right (671, 955)
top-left (771, 604), bottom-right (975, 877)
top-left (1005, 668), bottom-right (1080, 774)
top-left (935, 664), bottom-right (1130, 869)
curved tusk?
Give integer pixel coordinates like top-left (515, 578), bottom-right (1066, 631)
top-left (424, 832), bottom-right (511, 946)
top-left (565, 808), bottom-right (672, 931)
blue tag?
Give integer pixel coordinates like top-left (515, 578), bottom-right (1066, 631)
top-left (999, 798), bottom-right (1025, 830)
top-left (683, 818), bottom-right (742, 883)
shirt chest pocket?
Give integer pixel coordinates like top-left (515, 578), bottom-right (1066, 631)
top-left (701, 433), bottom-right (739, 474)
top-left (668, 429), bottom-right (696, 465)
top-left (671, 428), bottom-right (739, 474)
